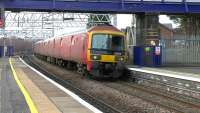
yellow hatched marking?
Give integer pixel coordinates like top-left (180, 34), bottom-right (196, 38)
top-left (9, 58), bottom-right (39, 113)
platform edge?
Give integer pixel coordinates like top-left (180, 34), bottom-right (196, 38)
top-left (9, 58), bottom-right (39, 113)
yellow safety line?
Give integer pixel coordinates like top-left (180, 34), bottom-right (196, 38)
top-left (9, 58), bottom-right (39, 113)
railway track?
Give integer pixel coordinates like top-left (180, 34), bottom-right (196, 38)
top-left (103, 81), bottom-right (200, 113)
top-left (133, 76), bottom-right (200, 105)
top-left (23, 56), bottom-right (128, 113)
top-left (132, 71), bottom-right (200, 98)
top-left (24, 55), bottom-right (200, 113)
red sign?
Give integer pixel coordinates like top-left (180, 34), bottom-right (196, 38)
top-left (0, 19), bottom-right (4, 28)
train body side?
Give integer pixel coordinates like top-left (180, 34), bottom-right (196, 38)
top-left (34, 32), bottom-right (88, 65)
top-left (69, 33), bottom-right (88, 64)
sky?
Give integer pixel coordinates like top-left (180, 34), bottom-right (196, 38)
top-left (159, 15), bottom-right (178, 28)
top-left (116, 14), bottom-right (178, 29)
top-left (54, 14), bottom-right (177, 36)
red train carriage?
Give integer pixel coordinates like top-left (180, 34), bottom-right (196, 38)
top-left (34, 25), bottom-right (128, 78)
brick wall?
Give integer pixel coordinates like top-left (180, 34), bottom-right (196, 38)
top-left (159, 24), bottom-right (174, 39)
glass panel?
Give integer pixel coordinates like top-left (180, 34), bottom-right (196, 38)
top-left (92, 34), bottom-right (109, 49)
top-left (111, 35), bottom-right (124, 51)
top-left (91, 34), bottom-right (124, 51)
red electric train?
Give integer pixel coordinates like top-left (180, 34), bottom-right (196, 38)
top-left (34, 25), bottom-right (128, 78)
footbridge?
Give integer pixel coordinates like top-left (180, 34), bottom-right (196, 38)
top-left (1, 0), bottom-right (200, 14)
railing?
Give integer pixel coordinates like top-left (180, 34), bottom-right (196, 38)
top-left (3, 0), bottom-right (200, 13)
top-left (161, 38), bottom-right (200, 65)
top-left (9, 0), bottom-right (200, 3)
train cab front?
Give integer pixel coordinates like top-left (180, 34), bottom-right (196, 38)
top-left (87, 31), bottom-right (127, 78)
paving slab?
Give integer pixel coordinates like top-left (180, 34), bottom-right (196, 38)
top-left (12, 57), bottom-right (95, 113)
top-left (0, 57), bottom-right (30, 113)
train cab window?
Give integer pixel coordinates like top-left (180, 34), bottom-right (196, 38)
top-left (92, 34), bottom-right (124, 51)
top-left (111, 35), bottom-right (124, 51)
top-left (92, 34), bottom-right (109, 50)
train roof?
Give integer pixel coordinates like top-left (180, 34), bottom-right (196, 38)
top-left (35, 25), bottom-right (123, 44)
top-left (88, 25), bottom-right (121, 33)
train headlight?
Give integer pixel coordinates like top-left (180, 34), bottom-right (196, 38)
top-left (115, 56), bottom-right (124, 61)
top-left (93, 56), bottom-right (97, 59)
top-left (120, 57), bottom-right (124, 61)
top-left (91, 55), bottom-right (101, 60)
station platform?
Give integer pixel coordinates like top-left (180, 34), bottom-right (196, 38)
top-left (128, 66), bottom-right (200, 82)
top-left (0, 57), bottom-right (30, 113)
top-left (3, 57), bottom-right (101, 113)
top-left (128, 65), bottom-right (200, 92)
top-left (155, 67), bottom-right (200, 75)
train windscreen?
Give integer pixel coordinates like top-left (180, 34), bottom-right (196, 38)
top-left (91, 34), bottom-right (124, 52)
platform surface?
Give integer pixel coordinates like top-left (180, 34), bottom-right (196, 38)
top-left (128, 65), bottom-right (200, 82)
top-left (0, 57), bottom-right (30, 113)
top-left (159, 67), bottom-right (200, 75)
top-left (11, 57), bottom-right (96, 113)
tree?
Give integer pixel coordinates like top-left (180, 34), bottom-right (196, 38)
top-left (169, 14), bottom-right (200, 38)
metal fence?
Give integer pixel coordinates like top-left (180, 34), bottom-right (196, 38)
top-left (161, 38), bottom-right (200, 66)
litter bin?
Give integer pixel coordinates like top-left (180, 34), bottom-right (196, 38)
top-left (0, 46), bottom-right (4, 57)
top-left (6, 46), bottom-right (14, 57)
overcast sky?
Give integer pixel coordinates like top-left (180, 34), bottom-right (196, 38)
top-left (117, 14), bottom-right (177, 29)
top-left (54, 14), bottom-right (177, 36)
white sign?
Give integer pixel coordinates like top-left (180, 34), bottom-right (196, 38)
top-left (155, 46), bottom-right (160, 55)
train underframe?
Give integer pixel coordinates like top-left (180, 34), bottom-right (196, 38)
top-left (34, 54), bottom-right (126, 78)
top-left (89, 61), bottom-right (126, 78)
